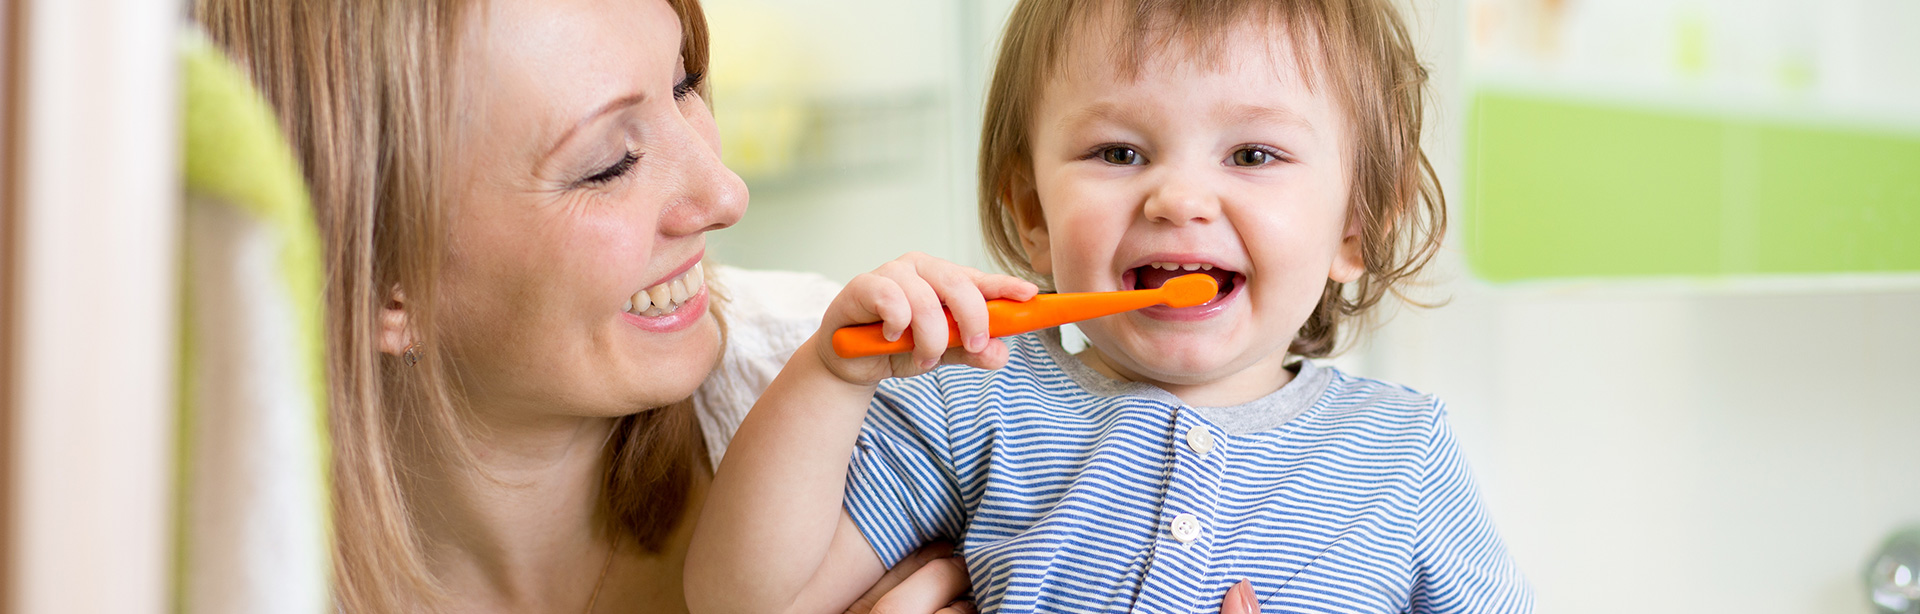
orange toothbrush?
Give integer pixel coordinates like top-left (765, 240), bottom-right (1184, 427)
top-left (831, 273), bottom-right (1219, 359)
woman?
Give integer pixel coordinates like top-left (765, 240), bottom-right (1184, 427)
top-left (194, 0), bottom-right (970, 611)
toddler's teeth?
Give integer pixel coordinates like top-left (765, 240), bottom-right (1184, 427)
top-left (1200, 264), bottom-right (1214, 270)
top-left (670, 278), bottom-right (690, 304)
top-left (647, 284), bottom-right (671, 309)
top-left (1182, 263), bottom-right (1201, 271)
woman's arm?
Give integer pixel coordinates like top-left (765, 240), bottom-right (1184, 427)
top-left (684, 254), bottom-right (1035, 614)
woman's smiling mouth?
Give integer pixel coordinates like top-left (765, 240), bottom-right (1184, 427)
top-left (626, 260), bottom-right (706, 317)
top-left (622, 258), bottom-right (710, 333)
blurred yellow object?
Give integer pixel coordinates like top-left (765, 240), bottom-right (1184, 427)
top-left (708, 2), bottom-right (815, 181)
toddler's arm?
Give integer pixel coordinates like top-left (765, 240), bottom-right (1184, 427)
top-left (684, 253), bottom-right (1036, 614)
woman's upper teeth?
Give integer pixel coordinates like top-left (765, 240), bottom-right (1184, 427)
top-left (1150, 261), bottom-right (1214, 271)
top-left (629, 262), bottom-right (705, 316)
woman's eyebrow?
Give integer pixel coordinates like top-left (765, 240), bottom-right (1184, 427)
top-left (546, 92), bottom-right (646, 159)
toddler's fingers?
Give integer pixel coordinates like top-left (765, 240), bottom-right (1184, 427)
top-left (884, 271), bottom-right (948, 370)
top-left (974, 272), bottom-right (1039, 302)
top-left (941, 340), bottom-right (1009, 371)
top-left (920, 262), bottom-right (992, 354)
top-left (841, 273), bottom-right (914, 343)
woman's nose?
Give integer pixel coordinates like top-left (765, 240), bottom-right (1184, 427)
top-left (659, 124), bottom-right (748, 237)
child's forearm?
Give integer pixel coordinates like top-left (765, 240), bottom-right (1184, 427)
top-left (686, 335), bottom-right (884, 614)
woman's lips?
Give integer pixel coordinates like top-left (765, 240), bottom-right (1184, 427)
top-left (621, 285), bottom-right (709, 333)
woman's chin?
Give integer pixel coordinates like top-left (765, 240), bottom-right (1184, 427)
top-left (615, 324), bottom-right (722, 410)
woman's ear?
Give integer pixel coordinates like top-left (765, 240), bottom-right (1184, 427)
top-left (377, 289), bottom-right (416, 356)
top-left (1007, 169), bottom-right (1052, 276)
top-left (1330, 210), bottom-right (1366, 284)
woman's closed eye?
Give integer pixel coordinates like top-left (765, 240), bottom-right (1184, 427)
top-left (580, 150), bottom-right (640, 186)
top-left (673, 70), bottom-right (704, 102)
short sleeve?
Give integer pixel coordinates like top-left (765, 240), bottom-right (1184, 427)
top-left (1409, 404), bottom-right (1535, 613)
top-left (693, 267), bottom-right (841, 471)
top-left (842, 373), bottom-right (968, 567)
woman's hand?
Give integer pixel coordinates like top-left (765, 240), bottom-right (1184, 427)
top-left (1221, 579), bottom-right (1259, 614)
top-left (841, 546), bottom-right (1260, 614)
top-left (814, 252), bottom-right (1038, 387)
top-left (841, 542), bottom-right (974, 614)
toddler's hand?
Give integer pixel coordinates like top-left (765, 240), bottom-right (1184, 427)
top-left (815, 252), bottom-right (1038, 386)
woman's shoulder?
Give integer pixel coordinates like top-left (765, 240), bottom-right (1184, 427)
top-left (713, 265), bottom-right (840, 346)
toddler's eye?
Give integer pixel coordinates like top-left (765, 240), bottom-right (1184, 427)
top-left (1230, 147), bottom-right (1276, 167)
top-left (1100, 146), bottom-right (1143, 165)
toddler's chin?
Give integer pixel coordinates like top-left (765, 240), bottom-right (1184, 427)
top-left (1105, 341), bottom-right (1240, 384)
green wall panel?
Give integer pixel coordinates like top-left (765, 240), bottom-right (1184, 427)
top-left (1464, 91), bottom-right (1920, 282)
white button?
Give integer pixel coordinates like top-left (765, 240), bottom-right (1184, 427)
top-left (1186, 426), bottom-right (1215, 456)
top-left (1170, 513), bottom-right (1203, 544)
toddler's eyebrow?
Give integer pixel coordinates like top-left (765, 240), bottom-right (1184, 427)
top-left (1055, 101), bottom-right (1318, 137)
top-left (1219, 103), bottom-right (1316, 136)
top-left (1056, 102), bottom-right (1127, 134)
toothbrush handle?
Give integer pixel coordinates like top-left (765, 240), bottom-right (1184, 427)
top-left (830, 309), bottom-right (967, 359)
top-left (827, 274), bottom-right (1216, 359)
top-left (828, 292), bottom-right (1158, 359)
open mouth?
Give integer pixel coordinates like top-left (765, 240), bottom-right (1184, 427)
top-left (624, 261), bottom-right (706, 317)
top-left (1125, 261), bottom-right (1240, 304)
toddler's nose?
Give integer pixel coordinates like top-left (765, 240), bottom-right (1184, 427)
top-left (1143, 171), bottom-right (1220, 226)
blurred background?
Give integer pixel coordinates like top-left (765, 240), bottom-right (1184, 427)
top-left (699, 0), bottom-right (1920, 612)
top-left (1, 0), bottom-right (1915, 612)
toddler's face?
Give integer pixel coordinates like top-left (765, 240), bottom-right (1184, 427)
top-left (1014, 16), bottom-right (1364, 404)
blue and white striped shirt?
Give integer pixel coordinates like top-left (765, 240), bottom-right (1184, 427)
top-left (843, 330), bottom-right (1532, 613)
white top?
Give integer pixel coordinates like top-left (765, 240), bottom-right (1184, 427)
top-left (692, 266), bottom-right (841, 470)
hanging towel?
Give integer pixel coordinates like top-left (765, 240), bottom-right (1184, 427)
top-left (176, 29), bottom-right (330, 614)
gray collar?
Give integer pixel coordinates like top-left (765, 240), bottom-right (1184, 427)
top-left (1038, 328), bottom-right (1333, 436)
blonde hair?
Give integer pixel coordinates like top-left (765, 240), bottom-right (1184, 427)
top-left (194, 0), bottom-right (716, 611)
top-left (978, 0), bottom-right (1444, 357)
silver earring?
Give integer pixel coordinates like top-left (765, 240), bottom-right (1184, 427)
top-left (402, 343), bottom-right (422, 367)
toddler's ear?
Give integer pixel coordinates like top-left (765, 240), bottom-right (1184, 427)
top-left (1330, 212), bottom-right (1366, 284)
top-left (1007, 169), bottom-right (1053, 276)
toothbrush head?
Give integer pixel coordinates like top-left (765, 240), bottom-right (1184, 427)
top-left (1159, 273), bottom-right (1220, 308)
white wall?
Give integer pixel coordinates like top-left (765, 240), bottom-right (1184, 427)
top-left (1376, 1), bottom-right (1920, 612)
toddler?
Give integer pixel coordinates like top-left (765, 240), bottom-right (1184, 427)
top-left (688, 1), bottom-right (1532, 612)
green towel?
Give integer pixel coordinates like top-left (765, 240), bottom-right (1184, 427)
top-left (176, 29), bottom-right (331, 614)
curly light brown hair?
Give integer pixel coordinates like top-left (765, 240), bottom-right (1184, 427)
top-left (978, 0), bottom-right (1444, 357)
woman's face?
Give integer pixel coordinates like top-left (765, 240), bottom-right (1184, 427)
top-left (441, 0), bottom-right (745, 420)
